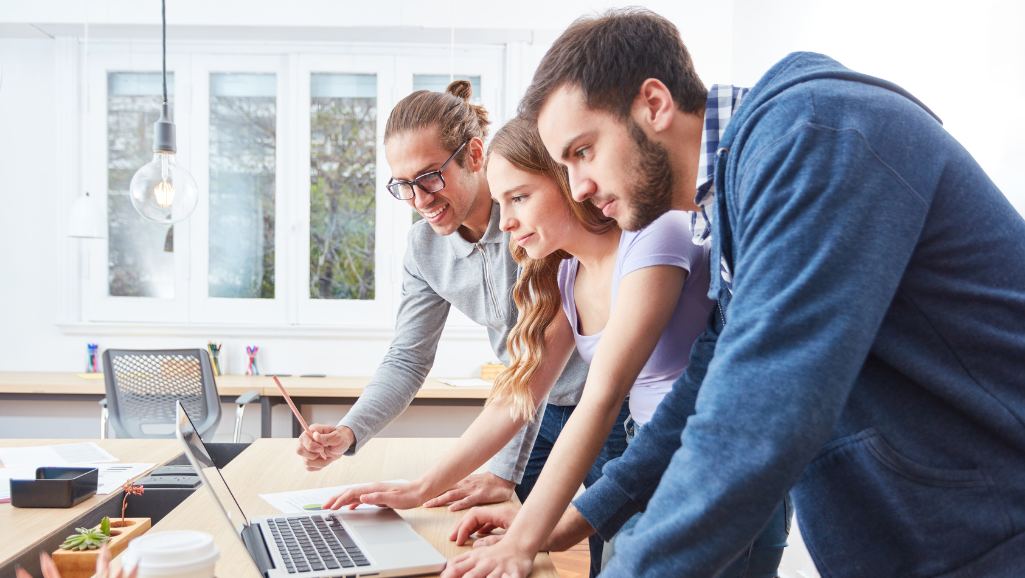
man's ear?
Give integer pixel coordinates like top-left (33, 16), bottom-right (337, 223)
top-left (632, 78), bottom-right (675, 134)
top-left (466, 137), bottom-right (487, 172)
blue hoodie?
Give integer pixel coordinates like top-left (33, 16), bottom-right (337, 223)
top-left (575, 52), bottom-right (1025, 577)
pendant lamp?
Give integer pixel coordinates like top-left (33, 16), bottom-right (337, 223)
top-left (128, 0), bottom-right (198, 224)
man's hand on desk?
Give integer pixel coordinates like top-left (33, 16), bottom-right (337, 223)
top-left (453, 504), bottom-right (595, 551)
top-left (296, 424), bottom-right (355, 471)
top-left (423, 472), bottom-right (516, 511)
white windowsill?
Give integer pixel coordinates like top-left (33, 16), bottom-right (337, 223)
top-left (56, 322), bottom-right (490, 341)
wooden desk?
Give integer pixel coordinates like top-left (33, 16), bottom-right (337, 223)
top-left (0, 373), bottom-right (494, 439)
top-left (113, 438), bottom-right (557, 578)
top-left (0, 372), bottom-right (259, 398)
top-left (0, 439), bottom-right (182, 574)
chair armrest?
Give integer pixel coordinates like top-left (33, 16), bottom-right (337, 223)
top-left (234, 390), bottom-right (261, 406)
top-left (99, 397), bottom-right (107, 407)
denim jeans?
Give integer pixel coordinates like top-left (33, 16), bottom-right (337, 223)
top-left (603, 418), bottom-right (793, 577)
top-left (515, 399), bottom-right (631, 578)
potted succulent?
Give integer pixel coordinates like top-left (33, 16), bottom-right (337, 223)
top-left (52, 482), bottom-right (150, 578)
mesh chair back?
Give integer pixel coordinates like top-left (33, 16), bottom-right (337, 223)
top-left (102, 349), bottom-right (222, 439)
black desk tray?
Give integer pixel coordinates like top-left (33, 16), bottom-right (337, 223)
top-left (10, 467), bottom-right (99, 508)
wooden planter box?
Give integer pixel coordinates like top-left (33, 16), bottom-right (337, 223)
top-left (480, 364), bottom-right (506, 382)
top-left (52, 518), bottom-right (150, 578)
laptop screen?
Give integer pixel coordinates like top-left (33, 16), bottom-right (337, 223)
top-left (175, 401), bottom-right (251, 525)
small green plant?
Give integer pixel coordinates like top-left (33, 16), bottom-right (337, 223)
top-left (100, 516), bottom-right (111, 537)
top-left (59, 527), bottom-right (110, 551)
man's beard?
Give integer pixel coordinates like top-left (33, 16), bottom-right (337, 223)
top-left (617, 120), bottom-right (675, 231)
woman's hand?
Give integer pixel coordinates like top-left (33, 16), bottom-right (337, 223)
top-left (448, 506), bottom-right (519, 546)
top-left (423, 473), bottom-right (516, 511)
top-left (321, 480), bottom-right (425, 510)
top-left (441, 537), bottom-right (535, 578)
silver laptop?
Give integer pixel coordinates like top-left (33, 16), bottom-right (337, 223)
top-left (174, 401), bottom-right (447, 578)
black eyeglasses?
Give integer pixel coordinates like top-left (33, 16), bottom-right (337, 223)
top-left (386, 140), bottom-right (469, 200)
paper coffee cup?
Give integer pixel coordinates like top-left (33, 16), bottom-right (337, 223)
top-left (122, 530), bottom-right (220, 578)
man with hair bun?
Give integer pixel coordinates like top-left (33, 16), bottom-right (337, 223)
top-left (296, 80), bottom-right (627, 577)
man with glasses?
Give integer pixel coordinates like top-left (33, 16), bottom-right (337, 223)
top-left (385, 140), bottom-right (467, 201)
top-left (299, 88), bottom-right (624, 578)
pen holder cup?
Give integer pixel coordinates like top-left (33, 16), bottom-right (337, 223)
top-left (10, 467), bottom-right (99, 508)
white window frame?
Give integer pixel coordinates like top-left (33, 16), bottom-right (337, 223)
top-left (85, 49), bottom-right (194, 323)
top-left (189, 54), bottom-right (290, 325)
top-left (294, 53), bottom-right (399, 327)
top-left (73, 41), bottom-right (507, 333)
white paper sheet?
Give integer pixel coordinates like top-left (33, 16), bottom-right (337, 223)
top-left (0, 467), bottom-right (38, 503)
top-left (0, 442), bottom-right (119, 468)
top-left (93, 463), bottom-right (156, 495)
top-left (438, 378), bottom-right (493, 387)
top-left (260, 480), bottom-right (408, 513)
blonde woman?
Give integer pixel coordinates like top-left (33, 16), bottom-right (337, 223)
top-left (298, 83), bottom-right (628, 576)
top-left (323, 118), bottom-right (787, 577)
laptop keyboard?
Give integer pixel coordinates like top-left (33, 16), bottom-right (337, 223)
top-left (267, 516), bottom-right (371, 574)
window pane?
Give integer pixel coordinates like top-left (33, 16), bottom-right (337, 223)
top-left (107, 72), bottom-right (175, 298)
top-left (412, 75), bottom-right (482, 104)
top-left (310, 73), bottom-right (376, 300)
top-left (208, 73), bottom-right (277, 299)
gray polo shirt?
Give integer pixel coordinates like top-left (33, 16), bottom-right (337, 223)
top-left (338, 202), bottom-right (587, 483)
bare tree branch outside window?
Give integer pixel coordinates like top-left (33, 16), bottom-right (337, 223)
top-left (209, 73), bottom-right (277, 299)
top-left (309, 74), bottom-right (376, 300)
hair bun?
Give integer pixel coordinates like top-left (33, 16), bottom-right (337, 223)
top-left (446, 79), bottom-right (473, 101)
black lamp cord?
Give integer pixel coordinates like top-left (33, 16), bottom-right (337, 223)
top-left (161, 0), bottom-right (167, 105)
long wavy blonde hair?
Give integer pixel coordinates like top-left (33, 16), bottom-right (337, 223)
top-left (485, 117), bottom-right (617, 421)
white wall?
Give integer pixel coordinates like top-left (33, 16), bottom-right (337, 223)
top-left (0, 1), bottom-right (730, 378)
top-left (731, 0), bottom-right (1025, 215)
top-left (0, 2), bottom-right (726, 446)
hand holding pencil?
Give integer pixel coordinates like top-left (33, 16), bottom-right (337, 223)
top-left (297, 424), bottom-right (356, 471)
top-left (274, 376), bottom-right (355, 470)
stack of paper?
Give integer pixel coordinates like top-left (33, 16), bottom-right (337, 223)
top-left (0, 442), bottom-right (119, 468)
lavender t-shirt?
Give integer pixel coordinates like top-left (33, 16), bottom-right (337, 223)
top-left (557, 210), bottom-right (714, 425)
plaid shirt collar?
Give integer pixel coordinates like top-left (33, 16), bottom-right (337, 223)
top-left (691, 84), bottom-right (750, 245)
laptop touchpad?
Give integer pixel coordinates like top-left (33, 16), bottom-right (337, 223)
top-left (357, 523), bottom-right (422, 545)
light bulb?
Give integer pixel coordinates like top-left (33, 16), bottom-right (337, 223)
top-left (129, 151), bottom-right (198, 223)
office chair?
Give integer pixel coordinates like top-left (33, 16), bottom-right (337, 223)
top-left (98, 349), bottom-right (260, 442)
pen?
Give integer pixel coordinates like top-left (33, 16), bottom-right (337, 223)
top-left (271, 376), bottom-right (327, 461)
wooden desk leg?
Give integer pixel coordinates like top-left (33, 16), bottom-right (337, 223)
top-left (261, 396), bottom-right (274, 438)
top-left (292, 403), bottom-right (303, 438)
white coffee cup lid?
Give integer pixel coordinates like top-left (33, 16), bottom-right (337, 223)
top-left (123, 531), bottom-right (220, 575)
